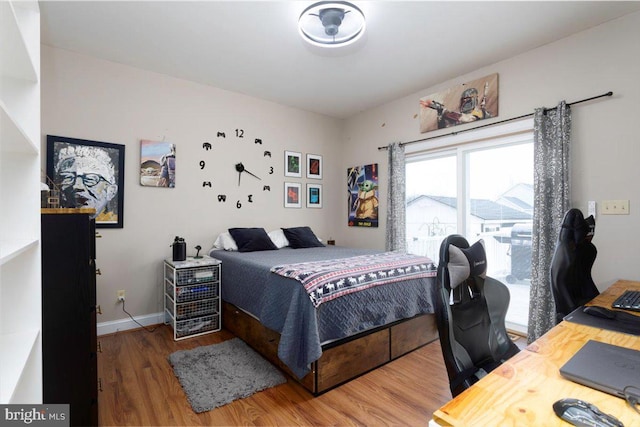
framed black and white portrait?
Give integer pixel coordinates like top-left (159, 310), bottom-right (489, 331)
top-left (46, 135), bottom-right (125, 228)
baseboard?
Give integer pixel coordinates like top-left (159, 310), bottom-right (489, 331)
top-left (97, 311), bottom-right (164, 336)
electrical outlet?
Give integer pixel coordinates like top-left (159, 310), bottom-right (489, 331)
top-left (117, 290), bottom-right (125, 302)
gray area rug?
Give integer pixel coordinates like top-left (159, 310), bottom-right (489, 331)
top-left (168, 338), bottom-right (287, 413)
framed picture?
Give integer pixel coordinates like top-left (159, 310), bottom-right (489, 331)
top-left (419, 73), bottom-right (499, 134)
top-left (347, 163), bottom-right (379, 228)
top-left (284, 150), bottom-right (302, 177)
top-left (284, 182), bottom-right (302, 208)
top-left (46, 135), bottom-right (125, 228)
top-left (306, 183), bottom-right (322, 208)
top-left (306, 153), bottom-right (322, 179)
top-left (140, 140), bottom-right (176, 188)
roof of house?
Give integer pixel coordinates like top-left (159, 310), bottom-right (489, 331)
top-left (502, 196), bottom-right (533, 211)
top-left (408, 195), bottom-right (532, 221)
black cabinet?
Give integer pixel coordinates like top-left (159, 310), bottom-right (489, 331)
top-left (41, 212), bottom-right (98, 427)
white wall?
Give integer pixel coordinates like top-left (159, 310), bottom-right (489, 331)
top-left (341, 11), bottom-right (640, 289)
top-left (41, 10), bottom-right (640, 329)
top-left (41, 46), bottom-right (343, 327)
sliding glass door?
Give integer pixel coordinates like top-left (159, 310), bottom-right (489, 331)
top-left (406, 132), bottom-right (533, 331)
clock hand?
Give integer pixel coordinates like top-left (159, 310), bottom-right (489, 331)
top-left (235, 163), bottom-right (244, 186)
top-left (235, 162), bottom-right (261, 181)
top-left (243, 169), bottom-right (262, 180)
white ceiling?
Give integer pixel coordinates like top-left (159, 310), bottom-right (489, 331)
top-left (39, 1), bottom-right (640, 119)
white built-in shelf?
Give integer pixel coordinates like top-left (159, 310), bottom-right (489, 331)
top-left (0, 0), bottom-right (41, 404)
top-left (0, 329), bottom-right (40, 404)
top-left (0, 2), bottom-right (38, 82)
top-left (0, 100), bottom-right (38, 154)
top-left (0, 239), bottom-right (39, 266)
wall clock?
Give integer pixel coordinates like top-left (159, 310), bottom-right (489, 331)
top-left (202, 129), bottom-right (275, 208)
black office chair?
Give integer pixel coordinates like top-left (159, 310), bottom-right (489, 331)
top-left (435, 235), bottom-right (520, 397)
top-left (550, 208), bottom-right (599, 324)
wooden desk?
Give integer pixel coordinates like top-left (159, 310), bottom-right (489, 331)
top-left (432, 280), bottom-right (640, 426)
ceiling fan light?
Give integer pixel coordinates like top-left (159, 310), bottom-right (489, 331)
top-left (298, 1), bottom-right (365, 48)
top-left (319, 8), bottom-right (344, 36)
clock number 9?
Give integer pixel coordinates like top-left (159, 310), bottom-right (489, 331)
top-left (199, 160), bottom-right (205, 169)
top-left (235, 129), bottom-right (244, 138)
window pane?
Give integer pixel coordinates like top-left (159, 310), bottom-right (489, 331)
top-left (467, 143), bottom-right (533, 329)
top-left (406, 155), bottom-right (457, 261)
top-left (405, 139), bottom-right (533, 332)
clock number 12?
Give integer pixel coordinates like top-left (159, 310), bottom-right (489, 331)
top-left (235, 129), bottom-right (244, 138)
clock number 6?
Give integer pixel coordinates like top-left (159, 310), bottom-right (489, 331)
top-left (236, 200), bottom-right (242, 209)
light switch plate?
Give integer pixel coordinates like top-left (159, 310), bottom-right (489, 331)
top-left (588, 201), bottom-right (596, 218)
top-left (601, 200), bottom-right (629, 215)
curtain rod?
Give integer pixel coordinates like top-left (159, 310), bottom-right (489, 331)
top-left (377, 91), bottom-right (613, 151)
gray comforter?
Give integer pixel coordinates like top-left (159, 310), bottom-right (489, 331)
top-left (209, 246), bottom-right (436, 378)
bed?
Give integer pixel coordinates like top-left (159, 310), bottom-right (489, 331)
top-left (208, 228), bottom-right (438, 394)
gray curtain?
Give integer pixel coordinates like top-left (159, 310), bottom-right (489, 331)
top-left (528, 101), bottom-right (571, 343)
top-left (386, 142), bottom-right (406, 251)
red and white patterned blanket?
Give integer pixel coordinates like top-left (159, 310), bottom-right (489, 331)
top-left (271, 251), bottom-right (436, 307)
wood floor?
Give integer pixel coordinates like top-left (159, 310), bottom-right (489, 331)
top-left (97, 324), bottom-right (452, 426)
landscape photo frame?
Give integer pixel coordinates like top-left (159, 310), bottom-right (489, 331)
top-left (418, 72), bottom-right (499, 133)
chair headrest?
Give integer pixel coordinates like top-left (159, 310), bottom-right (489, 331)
top-left (447, 239), bottom-right (487, 289)
top-left (559, 208), bottom-right (596, 245)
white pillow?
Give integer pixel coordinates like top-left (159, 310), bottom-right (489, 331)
top-left (268, 229), bottom-right (289, 248)
top-left (213, 232), bottom-right (238, 251)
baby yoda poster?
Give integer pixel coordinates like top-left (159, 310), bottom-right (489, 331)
top-left (347, 163), bottom-right (379, 227)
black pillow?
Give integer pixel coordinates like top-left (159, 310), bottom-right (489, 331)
top-left (282, 226), bottom-right (324, 249)
top-left (228, 227), bottom-right (278, 253)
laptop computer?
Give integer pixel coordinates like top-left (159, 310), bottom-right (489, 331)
top-left (559, 340), bottom-right (640, 398)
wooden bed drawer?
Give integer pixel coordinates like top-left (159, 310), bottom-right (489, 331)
top-left (390, 313), bottom-right (438, 359)
top-left (222, 302), bottom-right (279, 360)
top-left (315, 328), bottom-right (390, 392)
top-left (223, 301), bottom-right (436, 395)
top-left (222, 302), bottom-right (316, 391)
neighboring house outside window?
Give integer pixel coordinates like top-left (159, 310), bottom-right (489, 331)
top-left (405, 120), bottom-right (533, 332)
